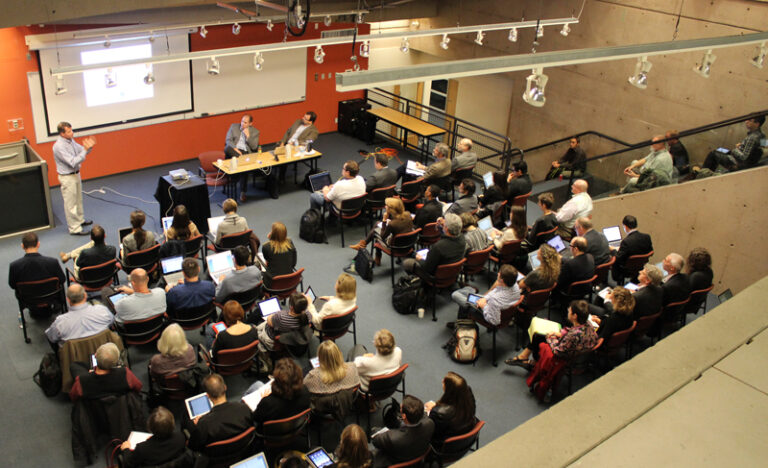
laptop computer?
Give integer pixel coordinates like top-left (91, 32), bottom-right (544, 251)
top-left (546, 235), bottom-right (568, 254)
top-left (308, 171), bottom-right (332, 193)
top-left (161, 256), bottom-right (185, 285)
top-left (482, 171), bottom-right (494, 188)
top-left (206, 251), bottom-right (235, 285)
top-left (529, 249), bottom-right (541, 269)
top-left (602, 225), bottom-right (623, 249)
top-left (118, 227), bottom-right (132, 244)
top-left (258, 297), bottom-right (281, 320)
top-left (161, 216), bottom-right (173, 233)
top-left (184, 393), bottom-right (213, 419)
top-left (405, 159), bottom-right (425, 177)
top-left (230, 452), bottom-right (268, 468)
top-left (476, 216), bottom-right (496, 239)
top-left (207, 216), bottom-right (226, 238)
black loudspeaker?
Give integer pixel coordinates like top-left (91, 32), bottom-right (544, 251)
top-left (338, 99), bottom-right (372, 137)
top-left (355, 114), bottom-right (377, 144)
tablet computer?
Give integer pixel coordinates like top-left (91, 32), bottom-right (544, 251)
top-left (306, 447), bottom-right (334, 468)
top-left (258, 297), bottom-right (281, 319)
top-left (305, 286), bottom-right (316, 303)
top-left (310, 357), bottom-right (320, 368)
top-left (230, 452), bottom-right (268, 468)
top-left (467, 293), bottom-right (483, 305)
top-left (482, 171), bottom-right (494, 188)
top-left (546, 234), bottom-right (567, 253)
top-left (212, 322), bottom-right (227, 334)
top-left (416, 248), bottom-right (429, 259)
top-left (185, 393), bottom-right (213, 419)
top-left (90, 353), bottom-right (97, 369)
top-left (109, 292), bottom-right (128, 304)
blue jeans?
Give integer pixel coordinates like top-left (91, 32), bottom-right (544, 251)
top-left (309, 191), bottom-right (326, 211)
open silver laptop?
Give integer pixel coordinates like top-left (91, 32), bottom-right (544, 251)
top-left (207, 216), bottom-right (225, 239)
top-left (482, 171), bottom-right (494, 188)
top-left (477, 216), bottom-right (495, 239)
top-left (161, 256), bottom-right (184, 284)
top-left (602, 225), bottom-right (623, 249)
top-left (206, 251), bottom-right (235, 285)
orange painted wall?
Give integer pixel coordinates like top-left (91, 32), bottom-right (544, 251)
top-left (0, 23), bottom-right (368, 186)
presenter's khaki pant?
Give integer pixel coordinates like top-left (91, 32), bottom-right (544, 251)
top-left (58, 173), bottom-right (84, 234)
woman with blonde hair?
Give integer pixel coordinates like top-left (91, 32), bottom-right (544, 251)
top-left (349, 197), bottom-right (413, 265)
top-left (304, 341), bottom-right (360, 394)
top-left (149, 323), bottom-right (196, 377)
top-left (261, 221), bottom-right (297, 287)
top-left (335, 424), bottom-right (372, 468)
top-left (590, 286), bottom-right (636, 340)
top-left (353, 329), bottom-right (403, 391)
top-left (519, 244), bottom-right (561, 293)
top-left (308, 273), bottom-right (357, 328)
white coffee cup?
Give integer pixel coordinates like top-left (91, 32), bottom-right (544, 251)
top-left (417, 308), bottom-right (425, 319)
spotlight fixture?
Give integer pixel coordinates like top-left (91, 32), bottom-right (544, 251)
top-left (440, 33), bottom-right (450, 50)
top-left (104, 69), bottom-right (116, 88)
top-left (693, 49), bottom-right (716, 78)
top-left (199, 25), bottom-right (208, 38)
top-left (232, 23), bottom-right (241, 35)
top-left (148, 32), bottom-right (155, 43)
top-left (54, 75), bottom-right (67, 95)
top-left (207, 57), bottom-right (220, 75)
top-left (522, 68), bottom-right (548, 107)
top-left (266, 19), bottom-right (274, 31)
top-left (751, 42), bottom-right (767, 69)
top-left (253, 52), bottom-right (264, 71)
top-left (314, 45), bottom-right (326, 64)
top-left (143, 64), bottom-right (155, 84)
top-left (400, 37), bottom-right (410, 54)
top-left (104, 36), bottom-right (111, 48)
top-left (359, 40), bottom-right (370, 58)
top-left (628, 56), bottom-right (652, 89)
top-left (536, 25), bottom-right (544, 38)
top-left (474, 31), bottom-right (485, 46)
top-left (560, 24), bottom-right (570, 37)
top-left (508, 28), bottom-right (518, 42)
top-left (324, 15), bottom-right (332, 26)
top-left (357, 12), bottom-right (364, 24)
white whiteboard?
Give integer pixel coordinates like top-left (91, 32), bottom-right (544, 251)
top-left (192, 48), bottom-right (306, 116)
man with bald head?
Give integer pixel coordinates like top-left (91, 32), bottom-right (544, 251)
top-left (45, 283), bottom-right (113, 347)
top-left (555, 179), bottom-right (592, 240)
top-left (621, 135), bottom-right (673, 193)
top-left (574, 217), bottom-right (611, 266)
top-left (114, 268), bottom-right (166, 323)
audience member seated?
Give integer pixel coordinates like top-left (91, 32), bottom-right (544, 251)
top-left (555, 237), bottom-right (595, 296)
top-left (308, 273), bottom-right (356, 328)
top-left (611, 215), bottom-right (653, 282)
top-left (119, 406), bottom-right (187, 468)
top-left (396, 143), bottom-right (451, 183)
top-left (445, 179), bottom-right (478, 216)
top-left (214, 245), bottom-right (262, 303)
top-left (365, 153), bottom-right (398, 192)
top-left (459, 212), bottom-right (490, 254)
top-left (702, 115), bottom-right (765, 172)
top-left (224, 114), bottom-right (260, 202)
top-left (621, 135), bottom-right (674, 193)
top-left (70, 342), bottom-right (142, 401)
top-left (256, 292), bottom-right (311, 353)
top-left (546, 136), bottom-right (587, 180)
top-left (519, 244), bottom-right (560, 294)
top-left (574, 217), bottom-right (611, 266)
top-left (589, 286), bottom-right (635, 341)
top-left (505, 300), bottom-right (598, 369)
top-left (353, 329), bottom-right (403, 392)
top-left (450, 265), bottom-right (521, 327)
top-left (402, 213), bottom-right (466, 282)
top-left (629, 264), bottom-right (665, 319)
top-left (661, 253), bottom-right (691, 306)
top-left (165, 258), bottom-right (215, 311)
top-left (524, 192), bottom-right (558, 251)
top-left (8, 231), bottom-right (65, 297)
top-left (261, 221), bottom-right (298, 289)
top-left (251, 358), bottom-right (311, 430)
top-left (477, 171), bottom-right (508, 218)
top-left (371, 395), bottom-right (434, 468)
top-left (207, 301), bottom-right (259, 355)
top-left (686, 247), bottom-right (714, 291)
top-left (490, 205), bottom-right (527, 251)
top-left (45, 284), bottom-right (114, 348)
top-left (309, 160), bottom-right (366, 213)
top-left (413, 184), bottom-right (443, 229)
top-left (506, 161), bottom-right (532, 203)
top-left (120, 210), bottom-right (156, 262)
top-left (165, 204), bottom-right (200, 241)
top-left (59, 225), bottom-right (117, 279)
top-left (113, 268), bottom-right (166, 324)
top-left (555, 179), bottom-right (592, 240)
top-left (187, 373), bottom-right (252, 451)
top-left (451, 138), bottom-right (478, 171)
top-left (149, 323), bottom-right (197, 377)
top-left (349, 197), bottom-right (414, 266)
top-left (666, 130), bottom-right (690, 176)
top-left (303, 341), bottom-right (360, 418)
top-left (424, 372), bottom-right (476, 444)
top-left (214, 198), bottom-right (259, 253)
top-left (334, 424), bottom-right (373, 468)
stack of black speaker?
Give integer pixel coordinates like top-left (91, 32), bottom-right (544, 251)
top-left (338, 98), bottom-right (376, 144)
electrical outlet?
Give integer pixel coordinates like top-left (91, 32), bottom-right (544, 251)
top-left (314, 73), bottom-right (319, 81)
top-left (7, 118), bottom-right (24, 131)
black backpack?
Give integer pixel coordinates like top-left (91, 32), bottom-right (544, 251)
top-left (391, 275), bottom-right (421, 315)
top-left (354, 248), bottom-right (374, 283)
top-left (33, 352), bottom-right (62, 397)
top-left (445, 319), bottom-right (481, 364)
top-left (299, 208), bottom-right (326, 244)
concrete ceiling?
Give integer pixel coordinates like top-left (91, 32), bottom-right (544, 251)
top-left (1, 0), bottom-right (437, 29)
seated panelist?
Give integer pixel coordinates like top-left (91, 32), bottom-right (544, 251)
top-left (268, 111), bottom-right (319, 199)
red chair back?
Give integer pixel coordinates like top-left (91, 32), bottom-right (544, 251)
top-left (367, 185), bottom-right (397, 213)
top-left (490, 239), bottom-right (522, 265)
top-left (624, 250), bottom-right (654, 280)
top-left (520, 283), bottom-right (557, 315)
top-left (452, 166), bottom-right (475, 184)
top-left (512, 191), bottom-right (532, 207)
top-left (182, 234), bottom-right (204, 258)
top-left (204, 426), bottom-right (256, 461)
top-left (432, 419), bottom-right (486, 465)
top-left (398, 178), bottom-right (424, 204)
top-left (260, 408), bottom-right (311, 447)
top-left (71, 259), bottom-right (120, 291)
top-left (166, 301), bottom-right (215, 331)
top-left (15, 276), bottom-right (65, 308)
top-left (595, 321), bottom-right (636, 356)
top-left (418, 222), bottom-right (440, 247)
top-left (686, 284), bottom-right (714, 315)
top-left (115, 313), bottom-right (165, 346)
top-left (198, 151), bottom-right (229, 187)
top-left (463, 245), bottom-right (493, 277)
top-left (431, 259), bottom-right (466, 289)
top-left (491, 200), bottom-right (508, 226)
top-left (382, 229), bottom-right (421, 257)
top-left (366, 363), bottom-right (409, 402)
top-left (218, 230), bottom-right (252, 251)
top-left (210, 340), bottom-right (260, 376)
top-left (316, 306), bottom-right (357, 342)
top-left (264, 268), bottom-right (304, 300)
top-left (388, 449), bottom-right (431, 468)
top-left (123, 243), bottom-right (161, 274)
top-left (633, 311), bottom-right (662, 339)
top-left (535, 226), bottom-right (558, 244)
top-left (331, 193), bottom-right (368, 220)
top-left (565, 274), bottom-right (598, 299)
top-left (594, 256), bottom-right (616, 285)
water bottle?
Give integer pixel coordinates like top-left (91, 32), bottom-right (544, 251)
top-left (257, 145), bottom-right (262, 156)
top-left (18, 313), bottom-right (23, 329)
top-left (286, 145), bottom-right (293, 159)
top-left (231, 156), bottom-right (238, 170)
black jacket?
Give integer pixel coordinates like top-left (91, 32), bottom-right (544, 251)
top-left (583, 229), bottom-right (612, 266)
top-left (372, 416), bottom-right (434, 467)
top-left (557, 253), bottom-right (595, 292)
top-left (612, 230), bottom-right (653, 278)
top-left (662, 273), bottom-right (691, 306)
top-left (9, 252), bottom-right (65, 290)
top-left (76, 243), bottom-right (117, 269)
top-left (632, 284), bottom-right (664, 319)
top-left (507, 175), bottom-right (532, 201)
top-left (413, 199), bottom-right (443, 229)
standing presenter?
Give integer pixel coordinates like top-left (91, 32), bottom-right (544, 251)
top-left (53, 122), bottom-right (95, 236)
top-left (224, 114), bottom-right (260, 202)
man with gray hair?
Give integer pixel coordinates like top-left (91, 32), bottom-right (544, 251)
top-left (451, 138), bottom-right (477, 171)
top-left (403, 213), bottom-right (466, 281)
top-left (113, 268), bottom-right (166, 324)
top-left (621, 135), bottom-right (674, 193)
top-left (574, 217), bottom-right (611, 266)
top-left (631, 263), bottom-right (665, 319)
top-left (396, 143), bottom-right (452, 183)
top-left (661, 252), bottom-right (691, 306)
top-left (69, 342), bottom-right (142, 401)
top-left (45, 283), bottom-right (113, 347)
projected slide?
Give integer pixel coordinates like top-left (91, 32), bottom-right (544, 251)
top-left (81, 44), bottom-right (154, 107)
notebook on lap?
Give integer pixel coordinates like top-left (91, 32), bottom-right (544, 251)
top-left (308, 172), bottom-right (332, 193)
top-left (161, 256), bottom-right (185, 285)
top-left (405, 160), bottom-right (425, 177)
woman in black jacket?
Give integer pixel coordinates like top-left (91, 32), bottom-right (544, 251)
top-left (424, 372), bottom-right (476, 443)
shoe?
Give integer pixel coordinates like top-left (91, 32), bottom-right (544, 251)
top-left (81, 219), bottom-right (93, 226)
top-left (343, 264), bottom-right (357, 275)
top-left (445, 321), bottom-right (456, 330)
top-left (504, 356), bottom-right (533, 370)
top-left (349, 240), bottom-right (366, 250)
top-left (240, 193), bottom-right (247, 202)
top-left (59, 251), bottom-right (70, 262)
top-left (71, 230), bottom-right (90, 236)
top-left (374, 254), bottom-right (382, 266)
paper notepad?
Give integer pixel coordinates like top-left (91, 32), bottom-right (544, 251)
top-left (242, 379), bottom-right (274, 411)
top-left (528, 317), bottom-right (563, 342)
top-left (127, 431), bottom-right (152, 450)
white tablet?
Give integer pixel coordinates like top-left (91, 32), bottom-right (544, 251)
top-left (306, 447), bottom-right (334, 468)
top-left (185, 393), bottom-right (213, 419)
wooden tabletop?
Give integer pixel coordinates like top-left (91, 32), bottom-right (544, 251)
top-left (212, 146), bottom-right (322, 175)
top-left (368, 107), bottom-right (445, 138)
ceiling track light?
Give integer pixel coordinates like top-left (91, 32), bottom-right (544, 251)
top-left (474, 31), bottom-right (485, 46)
top-left (148, 32), bottom-right (155, 43)
top-left (266, 20), bottom-right (274, 31)
top-left (199, 25), bottom-right (208, 38)
top-left (508, 28), bottom-right (518, 42)
top-left (104, 68), bottom-right (116, 88)
top-left (359, 40), bottom-right (370, 58)
top-left (628, 56), bottom-right (652, 89)
top-left (104, 36), bottom-right (111, 48)
top-left (324, 15), bottom-right (332, 26)
top-left (693, 49), bottom-right (716, 78)
top-left (314, 45), bottom-right (326, 64)
top-left (253, 52), bottom-right (264, 71)
top-left (54, 75), bottom-right (67, 95)
top-left (208, 57), bottom-right (220, 75)
top-left (751, 41), bottom-right (767, 68)
top-left (536, 25), bottom-right (544, 38)
top-left (440, 33), bottom-right (450, 50)
top-left (560, 24), bottom-right (570, 37)
top-left (400, 37), bottom-right (410, 54)
top-left (357, 12), bottom-right (364, 24)
top-left (232, 23), bottom-right (241, 35)
top-left (522, 67), bottom-right (547, 107)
